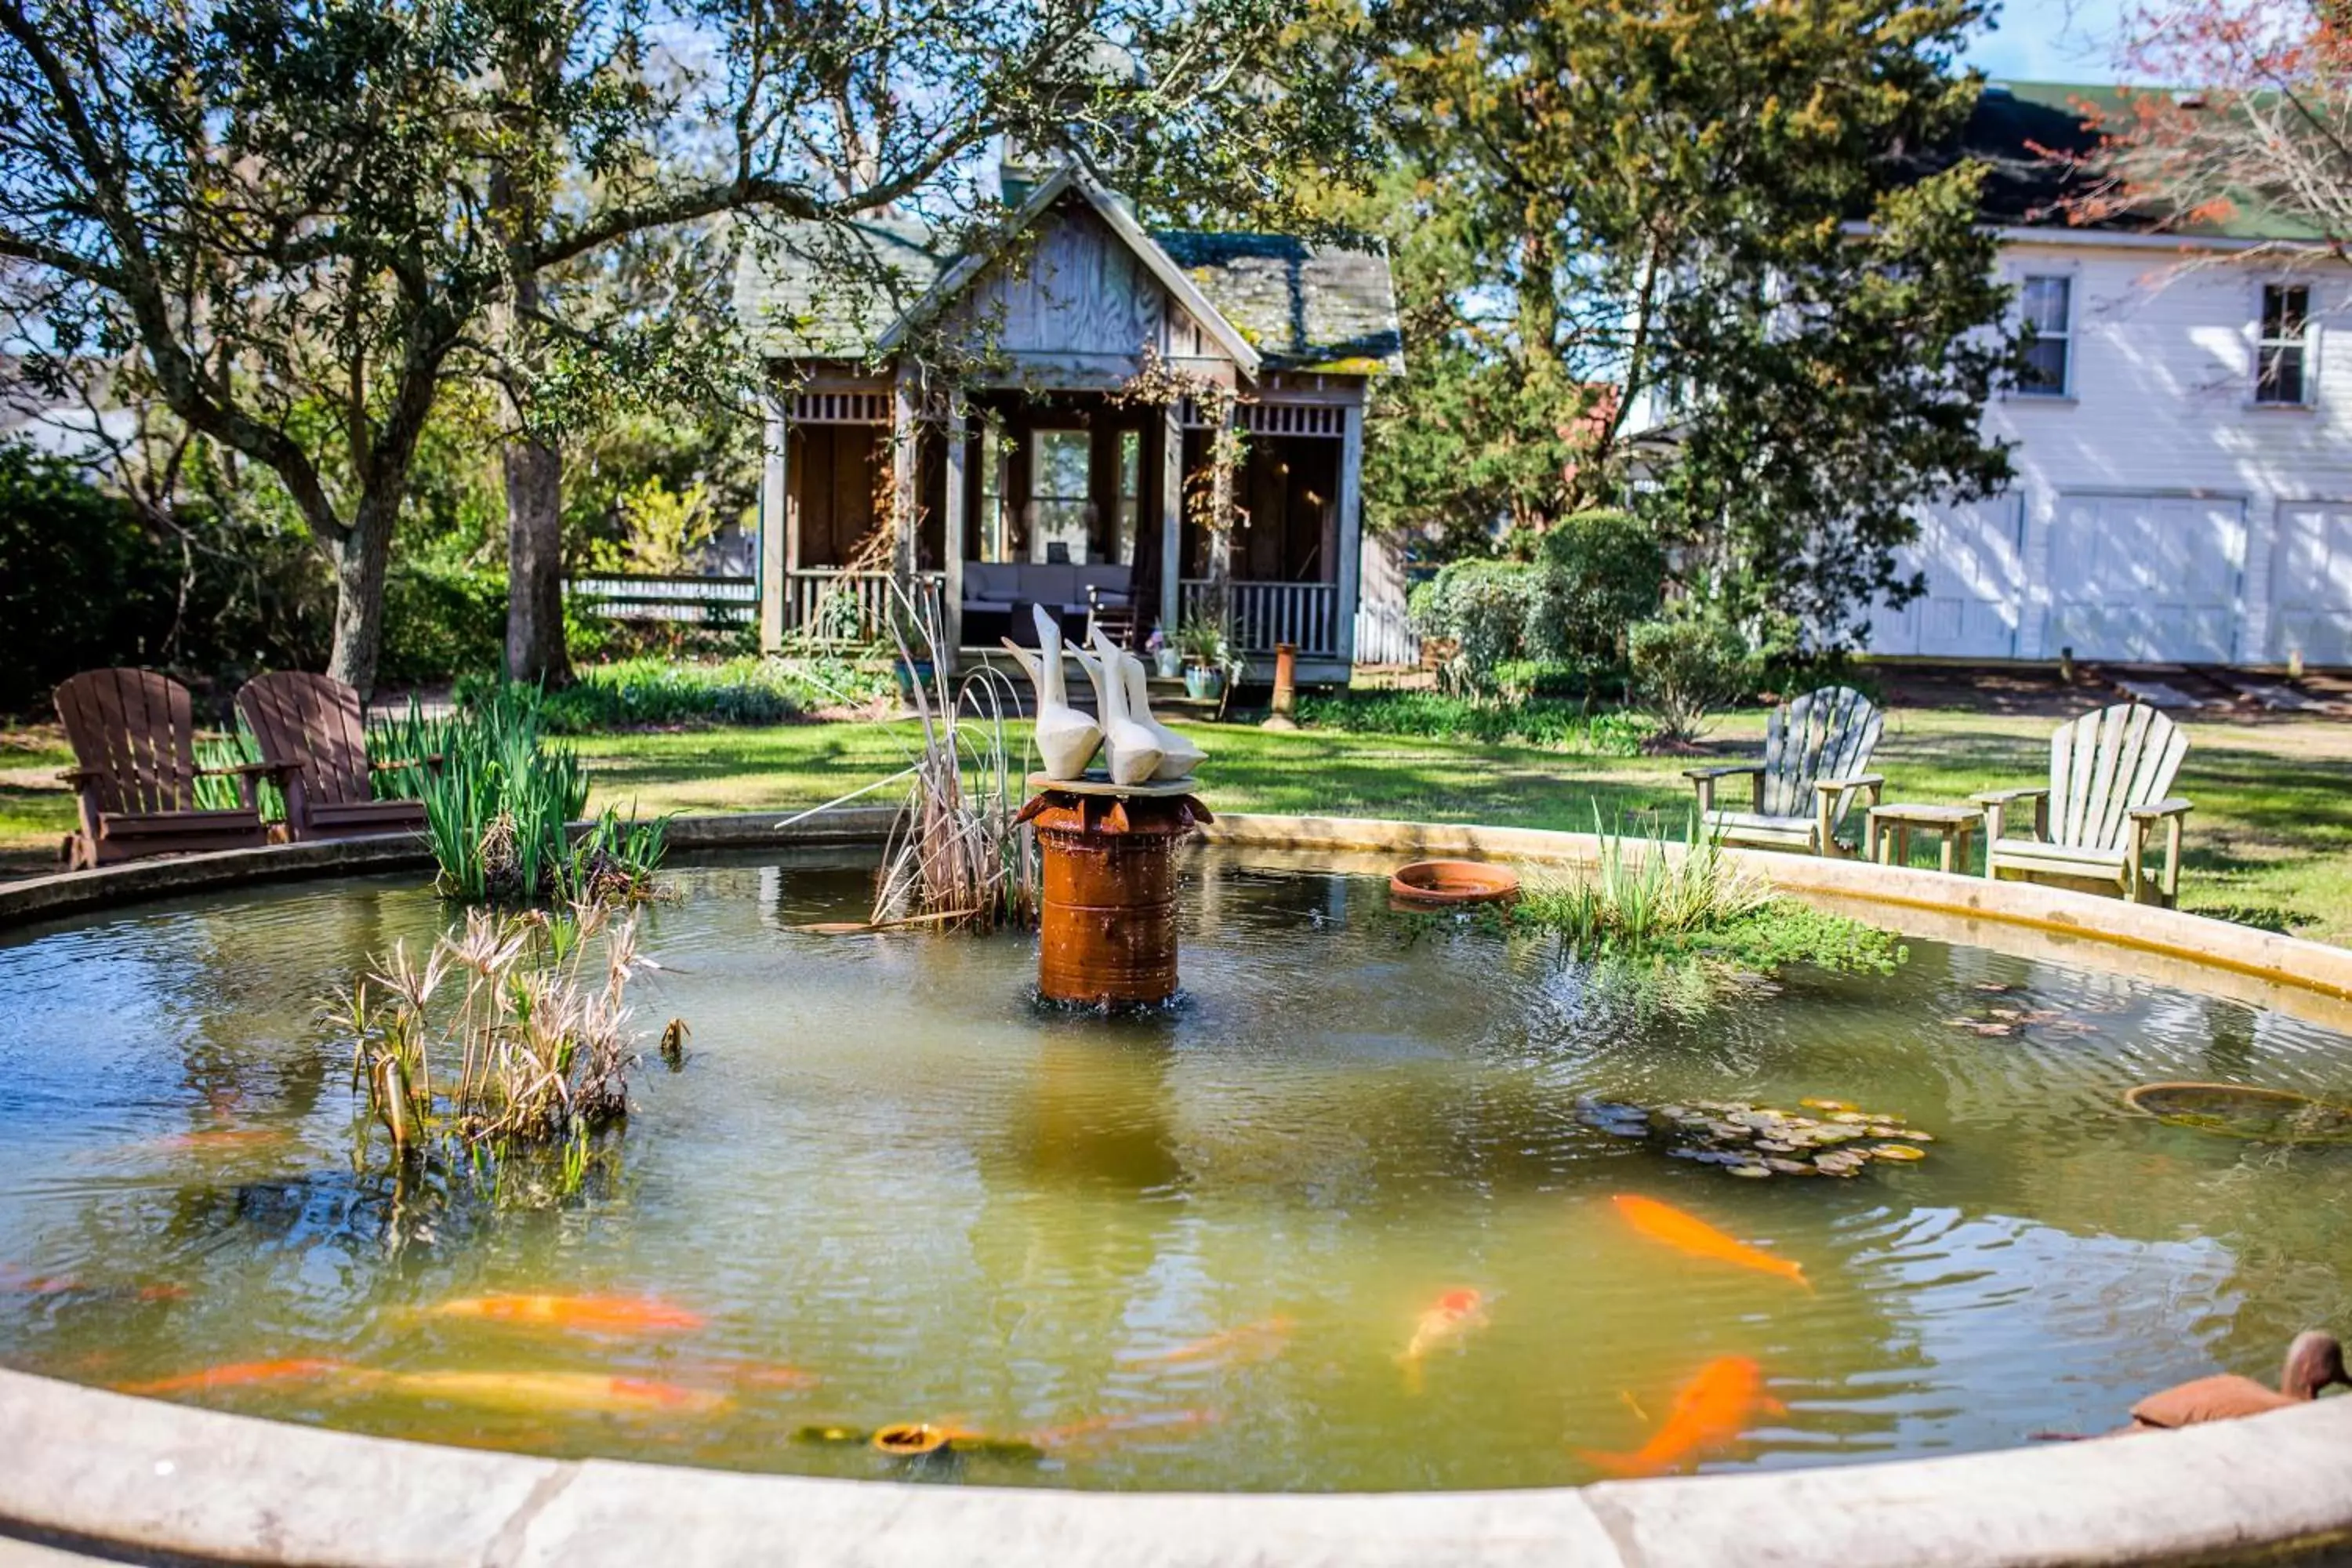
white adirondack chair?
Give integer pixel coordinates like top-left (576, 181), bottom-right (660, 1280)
top-left (1976, 702), bottom-right (2193, 906)
top-left (1684, 685), bottom-right (1884, 857)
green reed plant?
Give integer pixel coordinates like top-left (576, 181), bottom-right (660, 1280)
top-left (414, 683), bottom-right (665, 905)
top-left (191, 720), bottom-right (286, 822)
top-left (1512, 806), bottom-right (1900, 975)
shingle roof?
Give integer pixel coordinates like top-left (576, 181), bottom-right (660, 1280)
top-left (731, 197), bottom-right (1402, 376)
top-left (1951, 80), bottom-right (2323, 242)
top-left (1158, 230), bottom-right (1403, 375)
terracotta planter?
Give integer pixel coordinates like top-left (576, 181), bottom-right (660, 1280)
top-left (1388, 859), bottom-right (1520, 906)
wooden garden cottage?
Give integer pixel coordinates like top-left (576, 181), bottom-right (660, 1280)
top-left (732, 157), bottom-right (1403, 681)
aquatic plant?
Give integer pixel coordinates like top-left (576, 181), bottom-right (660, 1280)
top-left (191, 720), bottom-right (285, 822)
top-left (1512, 810), bottom-right (1904, 975)
top-left (364, 698), bottom-right (459, 800)
top-left (324, 902), bottom-right (654, 1200)
top-left (868, 583), bottom-right (1038, 933)
top-left (1517, 809), bottom-right (1769, 947)
top-left (412, 684), bottom-right (666, 905)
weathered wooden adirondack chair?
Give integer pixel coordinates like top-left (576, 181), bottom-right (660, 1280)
top-left (1976, 702), bottom-right (2193, 906)
top-left (235, 671), bottom-right (434, 843)
top-left (53, 669), bottom-right (272, 869)
top-left (1683, 685), bottom-right (1885, 856)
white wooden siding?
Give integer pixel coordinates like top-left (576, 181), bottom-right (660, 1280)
top-left (1875, 242), bottom-right (2352, 665)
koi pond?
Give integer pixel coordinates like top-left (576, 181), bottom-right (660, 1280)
top-left (3, 847), bottom-right (2350, 1492)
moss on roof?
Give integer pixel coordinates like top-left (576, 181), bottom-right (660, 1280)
top-left (731, 201), bottom-right (1402, 374)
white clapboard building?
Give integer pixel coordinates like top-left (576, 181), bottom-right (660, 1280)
top-left (1871, 82), bottom-right (2352, 667)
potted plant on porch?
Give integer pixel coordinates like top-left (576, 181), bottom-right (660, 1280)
top-left (1177, 615), bottom-right (1240, 703)
top-left (1147, 626), bottom-right (1182, 680)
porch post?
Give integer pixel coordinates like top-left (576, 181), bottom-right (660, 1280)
top-left (891, 363), bottom-right (919, 590)
top-left (759, 385), bottom-right (790, 654)
top-left (943, 388), bottom-right (968, 658)
top-left (1336, 400), bottom-right (1364, 666)
top-left (1159, 401), bottom-right (1183, 642)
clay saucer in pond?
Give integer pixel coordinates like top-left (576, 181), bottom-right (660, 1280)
top-left (1389, 860), bottom-right (1520, 906)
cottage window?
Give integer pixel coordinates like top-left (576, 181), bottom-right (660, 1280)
top-left (1030, 429), bottom-right (1094, 564)
top-left (978, 423), bottom-right (1013, 563)
top-left (2257, 284), bottom-right (2313, 406)
top-left (2019, 275), bottom-right (2071, 395)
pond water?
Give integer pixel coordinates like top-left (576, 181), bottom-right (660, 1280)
top-left (2, 849), bottom-right (2350, 1491)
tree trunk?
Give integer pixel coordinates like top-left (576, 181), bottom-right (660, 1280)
top-left (492, 140), bottom-right (570, 689)
top-left (503, 430), bottom-right (570, 685)
top-left (325, 510), bottom-right (396, 700)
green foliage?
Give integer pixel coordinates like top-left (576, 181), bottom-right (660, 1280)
top-left (0, 441), bottom-right (143, 715)
top-left (415, 683), bottom-right (668, 904)
top-left (1370, 0), bottom-right (2018, 643)
top-left (380, 559), bottom-right (507, 686)
top-left (1526, 510), bottom-right (1668, 697)
top-left (1628, 608), bottom-right (1762, 744)
top-left (1408, 560), bottom-right (1540, 694)
top-left (1512, 809), bottom-right (1903, 974)
top-left (1294, 690), bottom-right (1645, 754)
top-left (456, 657), bottom-right (893, 734)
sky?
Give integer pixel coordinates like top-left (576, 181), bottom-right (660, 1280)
top-left (1965, 0), bottom-right (2134, 84)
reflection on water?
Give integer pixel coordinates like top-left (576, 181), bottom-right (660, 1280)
top-left (2, 848), bottom-right (2350, 1490)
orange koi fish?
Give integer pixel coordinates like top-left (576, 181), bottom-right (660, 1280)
top-left (1579, 1356), bottom-right (1782, 1478)
top-left (423, 1293), bottom-right (708, 1334)
top-left (381, 1369), bottom-right (731, 1417)
top-left (674, 1357), bottom-right (820, 1391)
top-left (119, 1357), bottom-right (345, 1396)
top-left (150, 1127), bottom-right (288, 1152)
top-left (1399, 1287), bottom-right (1489, 1392)
top-left (1026, 1407), bottom-right (1224, 1449)
top-left (1130, 1315), bottom-right (1294, 1367)
top-left (1609, 1195), bottom-right (1809, 1290)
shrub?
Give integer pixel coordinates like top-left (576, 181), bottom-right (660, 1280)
top-left (1628, 608), bottom-right (1760, 744)
top-left (378, 559), bottom-right (506, 685)
top-left (1526, 510), bottom-right (1668, 702)
top-left (1293, 690), bottom-right (1646, 755)
top-left (1408, 560), bottom-right (1540, 694)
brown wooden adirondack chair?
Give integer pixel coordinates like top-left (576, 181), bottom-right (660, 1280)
top-left (54, 669), bottom-right (273, 869)
top-left (234, 671), bottom-right (434, 843)
top-left (1976, 701), bottom-right (2193, 906)
top-left (1684, 685), bottom-right (1885, 857)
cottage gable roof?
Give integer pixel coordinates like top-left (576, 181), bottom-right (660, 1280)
top-left (732, 169), bottom-right (1402, 376)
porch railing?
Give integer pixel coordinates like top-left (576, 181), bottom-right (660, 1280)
top-left (566, 572), bottom-right (756, 625)
top-left (1180, 579), bottom-right (1341, 657)
top-left (786, 568), bottom-right (946, 646)
top-left (1353, 601), bottom-right (1418, 666)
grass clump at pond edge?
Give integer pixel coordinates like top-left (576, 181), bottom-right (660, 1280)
top-left (1512, 811), bottom-right (1904, 975)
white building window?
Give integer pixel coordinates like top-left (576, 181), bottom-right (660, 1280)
top-left (2256, 283), bottom-right (2313, 406)
top-left (2018, 275), bottom-right (2071, 396)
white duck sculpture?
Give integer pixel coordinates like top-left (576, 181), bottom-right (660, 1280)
top-left (1071, 638), bottom-right (1165, 787)
top-left (1092, 626), bottom-right (1204, 782)
top-left (1002, 606), bottom-right (1101, 782)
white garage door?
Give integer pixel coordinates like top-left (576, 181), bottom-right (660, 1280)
top-left (1869, 499), bottom-right (2024, 658)
top-left (2272, 503), bottom-right (2352, 667)
top-left (2047, 492), bottom-right (2245, 662)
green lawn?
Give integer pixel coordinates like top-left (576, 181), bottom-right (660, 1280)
top-left (10, 709), bottom-right (2352, 944)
